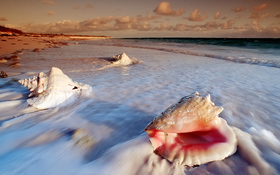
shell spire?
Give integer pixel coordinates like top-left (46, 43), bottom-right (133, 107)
top-left (145, 92), bottom-right (223, 133)
top-left (18, 76), bottom-right (38, 92)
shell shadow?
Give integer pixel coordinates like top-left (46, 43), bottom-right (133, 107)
top-left (74, 100), bottom-right (154, 162)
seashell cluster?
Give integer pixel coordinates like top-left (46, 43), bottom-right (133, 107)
top-left (145, 92), bottom-right (237, 166)
top-left (18, 67), bottom-right (92, 109)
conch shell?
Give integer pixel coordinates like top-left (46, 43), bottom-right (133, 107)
top-left (112, 53), bottom-right (139, 66)
top-left (18, 67), bottom-right (91, 109)
top-left (145, 92), bottom-right (237, 166)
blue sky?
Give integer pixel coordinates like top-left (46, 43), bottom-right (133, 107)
top-left (0, 0), bottom-right (280, 37)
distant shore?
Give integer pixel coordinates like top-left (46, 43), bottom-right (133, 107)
top-left (0, 33), bottom-right (110, 70)
top-left (0, 33), bottom-right (110, 56)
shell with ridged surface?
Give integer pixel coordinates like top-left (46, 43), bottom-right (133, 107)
top-left (18, 67), bottom-right (92, 109)
top-left (144, 92), bottom-right (237, 166)
top-left (145, 92), bottom-right (224, 133)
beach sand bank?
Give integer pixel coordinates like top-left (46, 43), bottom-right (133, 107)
top-left (0, 35), bottom-right (109, 71)
top-left (0, 35), bottom-right (69, 56)
top-left (0, 34), bottom-right (110, 56)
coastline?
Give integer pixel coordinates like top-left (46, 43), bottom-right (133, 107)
top-left (0, 34), bottom-right (110, 56)
top-left (0, 34), bottom-right (110, 70)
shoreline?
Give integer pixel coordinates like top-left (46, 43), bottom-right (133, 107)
top-left (0, 34), bottom-right (110, 56)
top-left (0, 34), bottom-right (110, 70)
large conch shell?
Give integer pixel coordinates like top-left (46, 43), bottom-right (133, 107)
top-left (18, 67), bottom-right (91, 109)
top-left (144, 92), bottom-right (237, 166)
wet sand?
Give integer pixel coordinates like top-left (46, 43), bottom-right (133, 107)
top-left (0, 35), bottom-right (109, 71)
top-left (0, 35), bottom-right (71, 56)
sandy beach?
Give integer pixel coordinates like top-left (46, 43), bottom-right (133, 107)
top-left (0, 34), bottom-right (110, 72)
top-left (0, 35), bottom-right (70, 56)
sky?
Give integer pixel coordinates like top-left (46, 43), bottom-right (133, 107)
top-left (0, 0), bottom-right (280, 38)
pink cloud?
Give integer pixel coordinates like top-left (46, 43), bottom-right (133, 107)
top-left (131, 21), bottom-right (152, 31)
top-left (252, 20), bottom-right (259, 27)
top-left (7, 13), bottom-right (279, 38)
top-left (114, 16), bottom-right (153, 31)
top-left (151, 19), bottom-right (237, 32)
top-left (232, 7), bottom-right (246, 12)
top-left (47, 11), bottom-right (55, 16)
top-left (115, 16), bottom-right (132, 24)
top-left (220, 20), bottom-right (235, 29)
top-left (200, 21), bottom-right (219, 29)
top-left (250, 3), bottom-right (269, 19)
top-left (42, 0), bottom-right (55, 5)
top-left (187, 9), bottom-right (207, 21)
top-left (0, 17), bottom-right (7, 21)
top-left (15, 15), bottom-right (155, 33)
top-left (173, 23), bottom-right (190, 31)
top-left (214, 11), bottom-right (220, 19)
top-left (154, 22), bottom-right (173, 31)
top-left (153, 2), bottom-right (185, 16)
top-left (236, 25), bottom-right (280, 38)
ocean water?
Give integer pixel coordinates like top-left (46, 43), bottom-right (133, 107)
top-left (0, 38), bottom-right (280, 175)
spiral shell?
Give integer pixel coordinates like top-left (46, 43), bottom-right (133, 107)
top-left (145, 92), bottom-right (237, 166)
top-left (18, 67), bottom-right (91, 109)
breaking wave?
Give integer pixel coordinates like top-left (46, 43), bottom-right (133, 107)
top-left (89, 38), bottom-right (280, 69)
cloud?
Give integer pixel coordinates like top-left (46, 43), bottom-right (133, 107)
top-left (150, 19), bottom-right (237, 32)
top-left (153, 2), bottom-right (185, 16)
top-left (42, 0), bottom-right (55, 5)
top-left (214, 11), bottom-right (220, 19)
top-left (250, 3), bottom-right (269, 19)
top-left (154, 22), bottom-right (173, 31)
top-left (235, 25), bottom-right (280, 38)
top-left (7, 13), bottom-right (279, 38)
top-left (220, 19), bottom-right (235, 29)
top-left (190, 20), bottom-right (235, 31)
top-left (232, 7), bottom-right (246, 12)
top-left (79, 16), bottom-right (115, 31)
top-left (187, 9), bottom-right (207, 21)
top-left (11, 15), bottom-right (159, 34)
top-left (252, 20), bottom-right (259, 27)
top-left (47, 11), bottom-right (55, 16)
top-left (199, 21), bottom-right (219, 30)
top-left (0, 17), bottom-right (7, 21)
top-left (131, 21), bottom-right (152, 31)
top-left (115, 16), bottom-right (132, 24)
top-left (114, 16), bottom-right (153, 31)
top-left (173, 23), bottom-right (191, 31)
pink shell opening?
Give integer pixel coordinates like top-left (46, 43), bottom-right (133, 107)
top-left (146, 118), bottom-right (237, 166)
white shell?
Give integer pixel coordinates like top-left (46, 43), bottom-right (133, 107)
top-left (145, 92), bottom-right (237, 166)
top-left (112, 53), bottom-right (139, 66)
top-left (18, 67), bottom-right (92, 109)
top-left (145, 92), bottom-right (224, 133)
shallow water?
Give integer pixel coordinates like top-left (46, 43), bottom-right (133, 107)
top-left (0, 39), bottom-right (280, 175)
